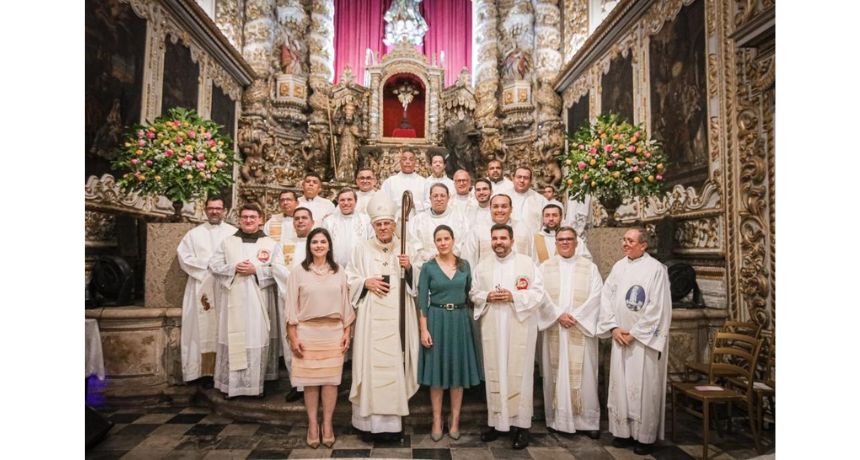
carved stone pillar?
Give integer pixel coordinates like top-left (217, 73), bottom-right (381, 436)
top-left (474, 0), bottom-right (502, 136)
top-left (563, 0), bottom-right (589, 61)
top-left (726, 1), bottom-right (775, 333)
top-left (214, 0), bottom-right (244, 51)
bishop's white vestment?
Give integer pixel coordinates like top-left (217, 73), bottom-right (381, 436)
top-left (469, 252), bottom-right (558, 431)
top-left (597, 252), bottom-right (672, 444)
top-left (323, 210), bottom-right (373, 268)
top-left (209, 233), bottom-right (278, 397)
top-left (177, 221), bottom-right (237, 382)
top-left (346, 236), bottom-right (420, 434)
top-left (540, 254), bottom-right (603, 433)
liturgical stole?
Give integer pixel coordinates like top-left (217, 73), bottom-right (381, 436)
top-left (543, 256), bottom-right (590, 414)
top-left (533, 234), bottom-right (550, 263)
top-left (479, 256), bottom-right (535, 416)
top-left (224, 236), bottom-right (271, 372)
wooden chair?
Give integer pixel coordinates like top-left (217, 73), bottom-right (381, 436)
top-left (727, 333), bottom-right (774, 432)
top-left (671, 332), bottom-right (763, 460)
top-left (685, 321), bottom-right (761, 382)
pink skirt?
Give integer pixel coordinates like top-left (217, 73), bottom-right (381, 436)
top-left (290, 317), bottom-right (345, 387)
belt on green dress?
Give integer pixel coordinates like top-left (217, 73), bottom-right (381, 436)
top-left (430, 303), bottom-right (464, 311)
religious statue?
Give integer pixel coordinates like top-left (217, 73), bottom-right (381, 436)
top-left (383, 0), bottom-right (428, 47)
top-left (534, 122), bottom-right (564, 188)
top-left (335, 100), bottom-right (361, 182)
top-left (443, 110), bottom-right (481, 178)
top-left (392, 81), bottom-right (420, 129)
top-left (279, 42), bottom-right (302, 75)
top-left (502, 46), bottom-right (532, 81)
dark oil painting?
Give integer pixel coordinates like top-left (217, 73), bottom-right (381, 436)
top-left (600, 53), bottom-right (634, 125)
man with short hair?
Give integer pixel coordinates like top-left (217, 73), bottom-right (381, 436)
top-left (449, 169), bottom-right (477, 217)
top-left (597, 228), bottom-right (672, 455)
top-left (510, 166), bottom-right (547, 233)
top-left (354, 167), bottom-right (378, 216)
top-left (539, 227), bottom-right (603, 439)
top-left (422, 154), bottom-right (455, 210)
top-left (408, 183), bottom-right (466, 270)
top-left (461, 194), bottom-right (534, 269)
top-left (346, 193), bottom-right (420, 442)
top-left (542, 185), bottom-right (558, 202)
top-left (486, 159), bottom-right (513, 196)
top-left (469, 224), bottom-right (562, 450)
top-left (298, 173), bottom-right (335, 224)
top-left (323, 188), bottom-right (373, 268)
top-left (380, 150), bottom-right (427, 214)
top-left (466, 178), bottom-right (493, 226)
top-left (177, 196), bottom-right (237, 386)
top-left (209, 203), bottom-right (279, 397)
top-left (532, 204), bottom-right (592, 264)
top-left (264, 190), bottom-right (298, 243)
top-left (272, 206), bottom-right (315, 401)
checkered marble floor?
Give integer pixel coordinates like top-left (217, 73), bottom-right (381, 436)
top-left (86, 402), bottom-right (773, 459)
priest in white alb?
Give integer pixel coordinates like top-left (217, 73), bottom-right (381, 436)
top-left (461, 194), bottom-right (533, 270)
top-left (421, 154), bottom-right (455, 210)
top-left (449, 169), bottom-right (477, 219)
top-left (209, 203), bottom-right (278, 397)
top-left (297, 173), bottom-right (336, 225)
top-left (509, 166), bottom-right (547, 234)
top-left (346, 193), bottom-right (420, 442)
top-left (469, 223), bottom-right (560, 450)
top-left (323, 188), bottom-right (373, 268)
top-left (531, 203), bottom-right (592, 264)
top-left (539, 226), bottom-right (603, 439)
top-left (354, 166), bottom-right (379, 216)
top-left (264, 190), bottom-right (298, 243)
top-left (597, 228), bottom-right (672, 456)
top-left (380, 150), bottom-right (427, 214)
top-left (486, 159), bottom-right (514, 196)
top-left (408, 183), bottom-right (465, 271)
top-left (177, 196), bottom-right (237, 385)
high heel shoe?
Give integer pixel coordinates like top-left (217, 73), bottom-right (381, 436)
top-left (306, 424), bottom-right (320, 449)
top-left (447, 416), bottom-right (461, 440)
top-left (322, 424), bottom-right (336, 448)
top-left (431, 418), bottom-right (443, 442)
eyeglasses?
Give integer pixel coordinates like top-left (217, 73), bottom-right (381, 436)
top-left (240, 215), bottom-right (259, 220)
top-left (556, 238), bottom-right (575, 242)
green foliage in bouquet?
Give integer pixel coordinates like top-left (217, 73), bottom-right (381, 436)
top-left (112, 107), bottom-right (237, 205)
top-left (560, 113), bottom-right (667, 202)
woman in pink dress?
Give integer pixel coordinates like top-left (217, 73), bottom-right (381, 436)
top-left (284, 228), bottom-right (355, 448)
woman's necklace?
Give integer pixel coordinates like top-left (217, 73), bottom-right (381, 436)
top-left (310, 263), bottom-right (331, 276)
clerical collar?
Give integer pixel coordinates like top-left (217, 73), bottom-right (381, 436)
top-left (542, 227), bottom-right (556, 235)
top-left (282, 213), bottom-right (293, 218)
top-left (235, 229), bottom-right (265, 243)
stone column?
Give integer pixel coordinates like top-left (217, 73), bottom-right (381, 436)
top-left (214, 0), bottom-right (245, 51)
top-left (562, 0), bottom-right (589, 62)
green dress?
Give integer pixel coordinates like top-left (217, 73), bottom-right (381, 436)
top-left (417, 259), bottom-right (483, 389)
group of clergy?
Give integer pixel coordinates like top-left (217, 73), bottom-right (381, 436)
top-left (176, 150), bottom-right (672, 454)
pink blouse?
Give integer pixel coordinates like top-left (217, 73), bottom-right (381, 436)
top-left (283, 267), bottom-right (355, 327)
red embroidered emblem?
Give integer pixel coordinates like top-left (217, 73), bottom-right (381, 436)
top-left (516, 276), bottom-right (529, 290)
top-left (257, 249), bottom-right (271, 263)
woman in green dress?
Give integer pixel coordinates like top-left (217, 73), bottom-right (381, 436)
top-left (417, 225), bottom-right (482, 441)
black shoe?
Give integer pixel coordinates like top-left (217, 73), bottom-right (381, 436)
top-left (284, 388), bottom-right (302, 402)
top-left (633, 442), bottom-right (655, 455)
top-left (198, 377), bottom-right (214, 389)
top-left (512, 429), bottom-right (530, 450)
top-left (480, 427), bottom-right (501, 442)
top-left (612, 436), bottom-right (634, 448)
top-left (359, 430), bottom-right (374, 443)
top-left (586, 430), bottom-right (601, 440)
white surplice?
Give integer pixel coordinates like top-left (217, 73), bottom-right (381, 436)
top-left (449, 191), bottom-right (477, 217)
top-left (346, 236), bottom-right (420, 434)
top-left (460, 218), bottom-right (534, 270)
top-left (597, 252), bottom-right (672, 444)
top-left (510, 189), bottom-right (547, 234)
top-left (209, 234), bottom-right (278, 397)
top-left (489, 177), bottom-right (514, 196)
top-left (407, 206), bottom-right (466, 270)
top-left (540, 255), bottom-right (603, 433)
top-left (355, 190), bottom-right (378, 216)
top-left (177, 222), bottom-right (237, 382)
top-left (469, 252), bottom-right (557, 431)
top-left (380, 171), bottom-right (428, 214)
top-left (323, 210), bottom-right (373, 268)
top-left (531, 230), bottom-right (593, 264)
top-left (298, 195), bottom-right (336, 225)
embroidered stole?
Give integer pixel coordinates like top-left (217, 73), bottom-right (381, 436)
top-left (533, 234), bottom-right (550, 263)
top-left (224, 236), bottom-right (272, 372)
top-left (543, 256), bottom-right (590, 414)
top-left (479, 256), bottom-right (535, 416)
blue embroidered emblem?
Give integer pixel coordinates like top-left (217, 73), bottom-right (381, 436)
top-left (625, 285), bottom-right (646, 311)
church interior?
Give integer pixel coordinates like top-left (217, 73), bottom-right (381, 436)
top-left (83, 0), bottom-right (776, 458)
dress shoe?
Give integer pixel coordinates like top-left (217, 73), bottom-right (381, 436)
top-left (586, 430), bottom-right (601, 440)
top-left (612, 436), bottom-right (634, 448)
top-left (634, 441), bottom-right (655, 455)
top-left (284, 388), bottom-right (302, 402)
top-left (447, 416), bottom-right (461, 440)
top-left (359, 430), bottom-right (374, 443)
top-left (306, 426), bottom-right (320, 449)
top-left (430, 431), bottom-right (444, 442)
top-left (480, 427), bottom-right (501, 442)
top-left (512, 428), bottom-right (530, 450)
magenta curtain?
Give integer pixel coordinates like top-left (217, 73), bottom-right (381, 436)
top-left (423, 0), bottom-right (472, 87)
top-left (333, 0), bottom-right (389, 84)
top-left (333, 0), bottom-right (472, 87)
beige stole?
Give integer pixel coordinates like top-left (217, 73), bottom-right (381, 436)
top-left (479, 255), bottom-right (535, 416)
top-left (543, 256), bottom-right (590, 414)
top-left (268, 218), bottom-right (283, 240)
top-left (533, 234), bottom-right (549, 263)
top-left (282, 242), bottom-right (296, 266)
top-left (224, 236), bottom-right (271, 372)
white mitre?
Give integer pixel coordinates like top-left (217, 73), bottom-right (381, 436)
top-left (367, 191), bottom-right (396, 223)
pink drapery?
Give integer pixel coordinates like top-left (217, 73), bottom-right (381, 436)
top-left (333, 0), bottom-right (472, 88)
top-left (423, 0), bottom-right (472, 87)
